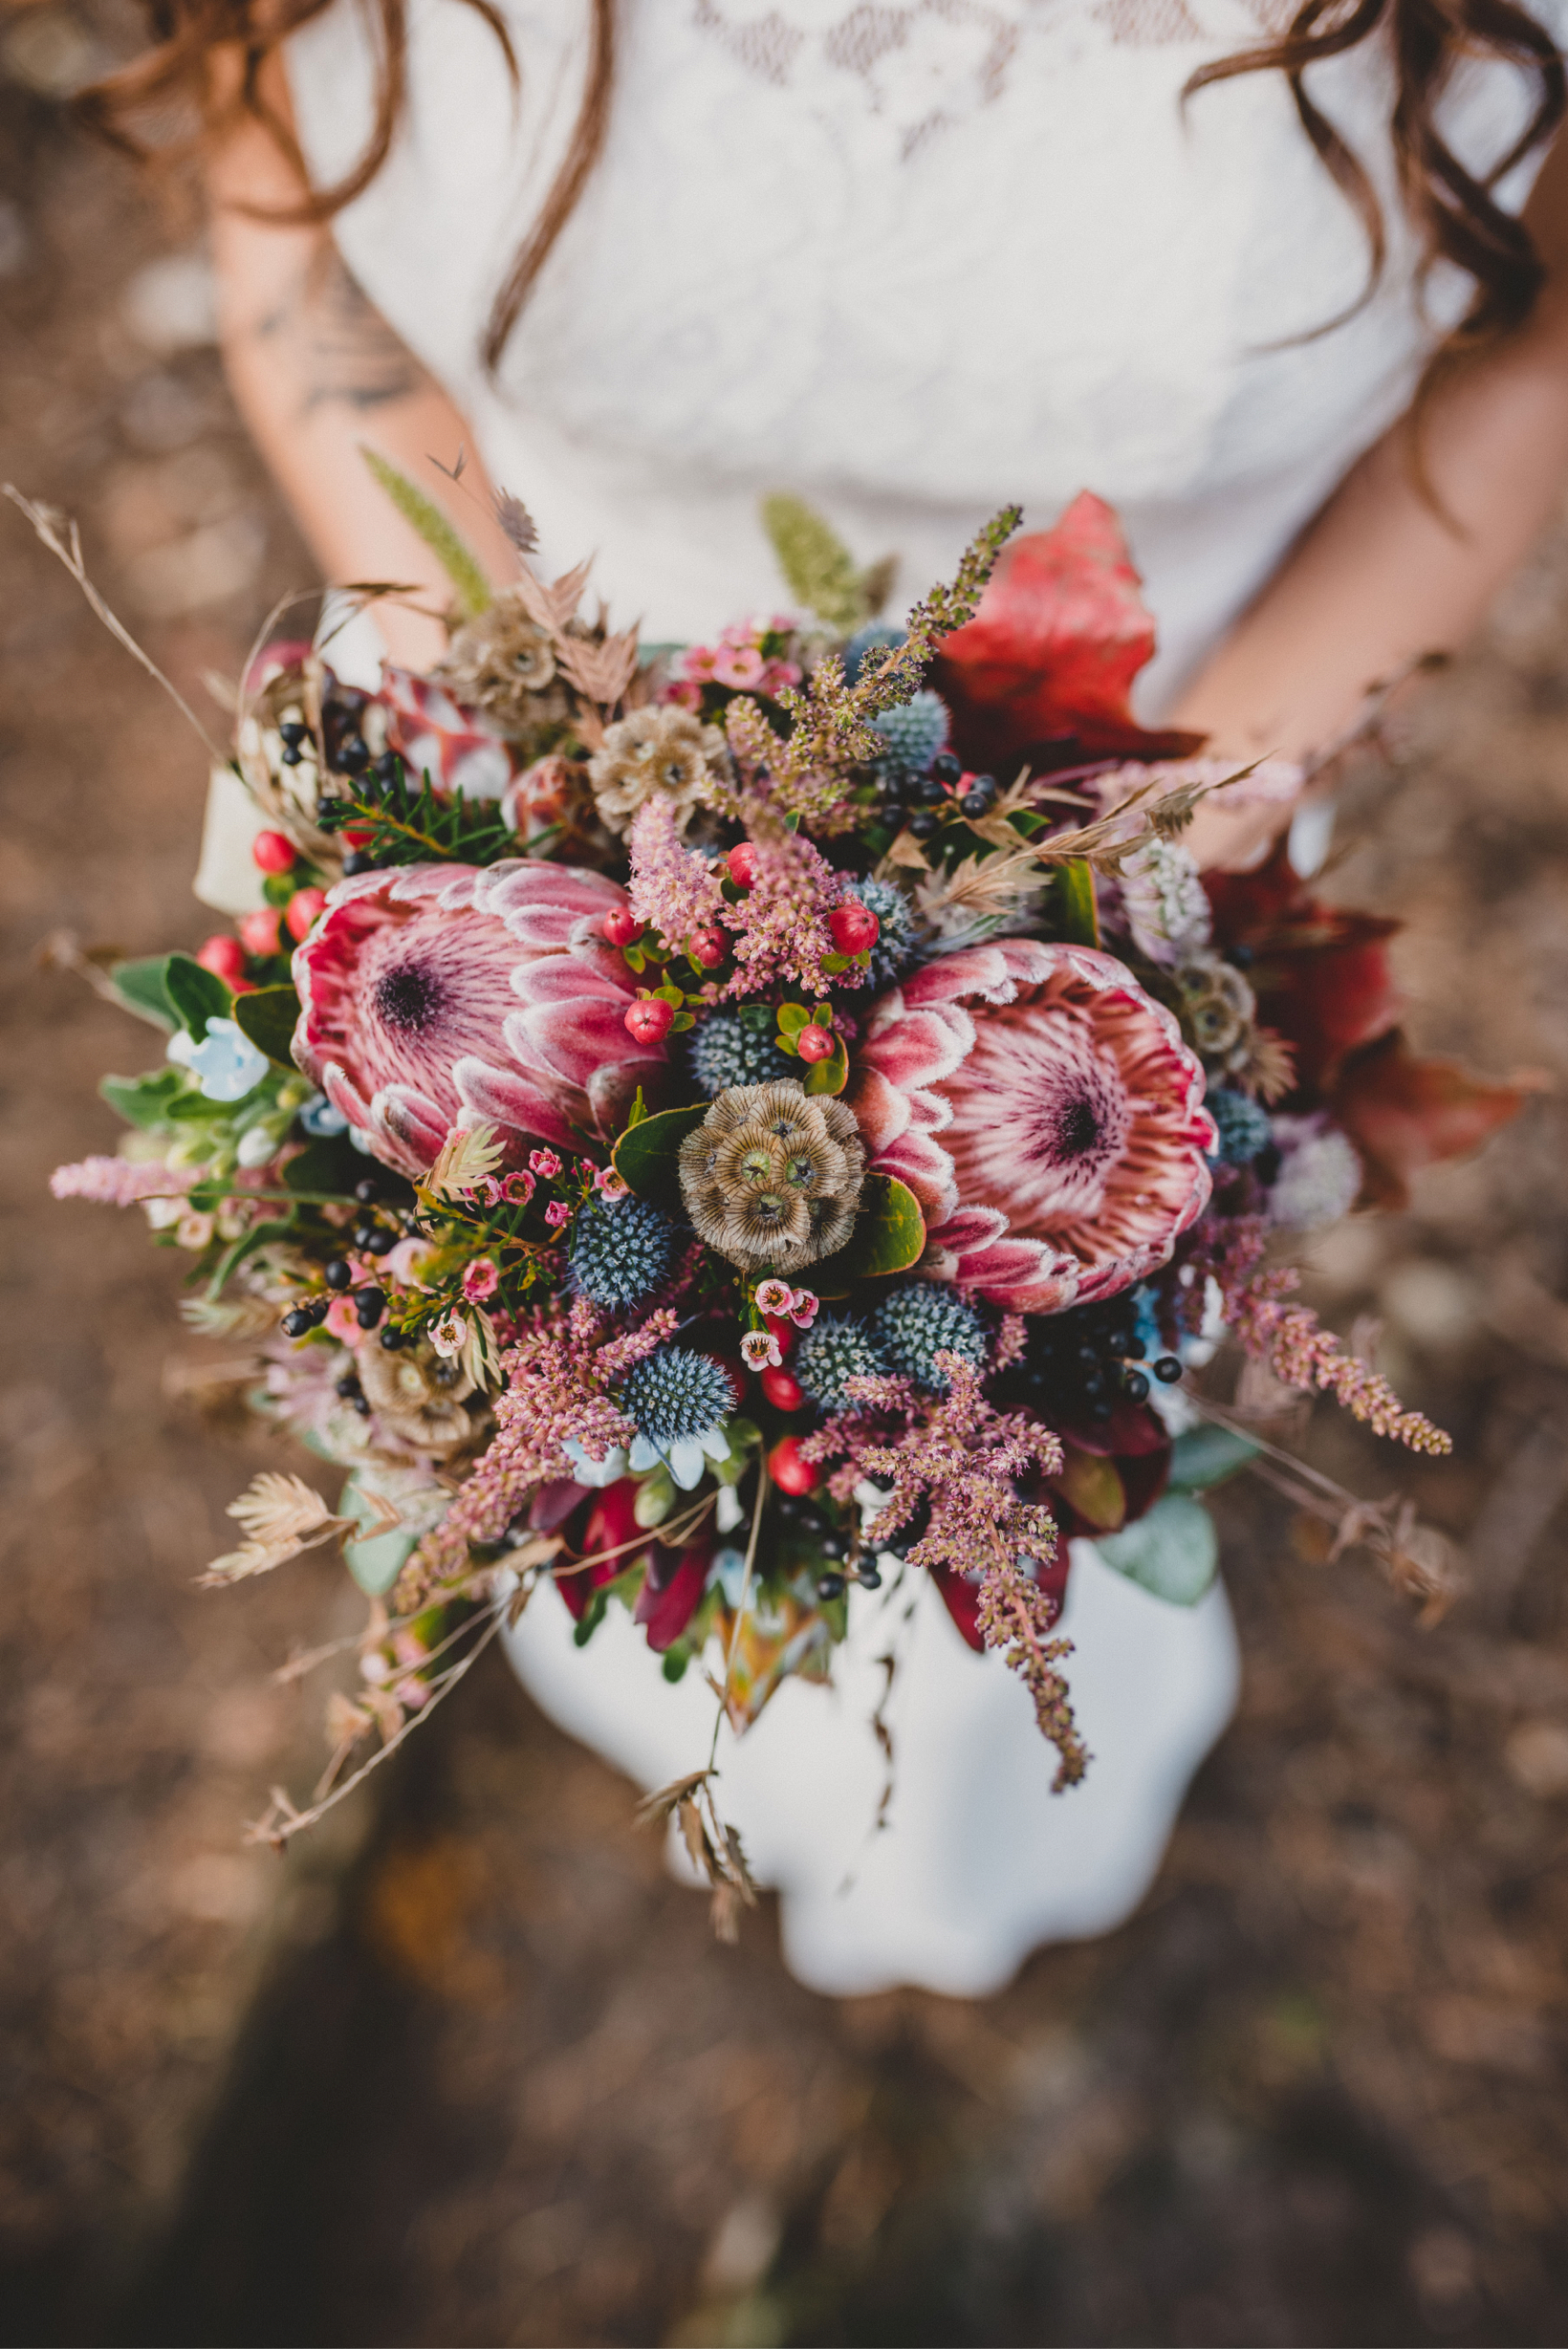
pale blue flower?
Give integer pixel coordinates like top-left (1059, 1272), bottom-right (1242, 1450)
top-left (167, 1017), bottom-right (269, 1103)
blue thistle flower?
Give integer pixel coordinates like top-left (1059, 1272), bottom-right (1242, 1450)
top-left (569, 1196), bottom-right (678, 1309)
top-left (794, 1314), bottom-right (889, 1411)
top-left (869, 1282), bottom-right (987, 1393)
top-left (848, 878), bottom-right (920, 989)
top-left (686, 1007), bottom-right (795, 1098)
top-left (619, 1346), bottom-right (733, 1446)
top-left (843, 621), bottom-right (906, 685)
top-left (1205, 1086), bottom-right (1273, 1165)
top-left (870, 689), bottom-right (950, 780)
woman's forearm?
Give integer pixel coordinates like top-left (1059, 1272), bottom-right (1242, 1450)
top-left (206, 58), bottom-right (518, 667)
top-left (1176, 275), bottom-right (1568, 867)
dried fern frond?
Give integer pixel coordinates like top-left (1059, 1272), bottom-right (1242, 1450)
top-left (555, 626), bottom-right (640, 708)
top-left (424, 1121), bottom-right (504, 1202)
top-left (512, 556), bottom-right (594, 642)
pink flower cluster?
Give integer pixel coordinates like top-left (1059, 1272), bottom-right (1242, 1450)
top-left (399, 1299), bottom-right (678, 1600)
top-left (664, 619), bottom-right (801, 708)
top-left (1229, 1268), bottom-right (1452, 1454)
top-left (51, 1156), bottom-right (195, 1206)
top-left (626, 798), bottom-right (727, 948)
top-left (724, 828), bottom-right (861, 1000)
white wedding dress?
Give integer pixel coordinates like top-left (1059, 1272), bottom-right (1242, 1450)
top-left (282, 0), bottom-right (1565, 1993)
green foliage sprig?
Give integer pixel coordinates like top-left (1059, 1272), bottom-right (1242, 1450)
top-left (316, 759), bottom-right (526, 868)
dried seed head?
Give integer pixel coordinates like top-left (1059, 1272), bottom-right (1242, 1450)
top-left (677, 1078), bottom-right (865, 1275)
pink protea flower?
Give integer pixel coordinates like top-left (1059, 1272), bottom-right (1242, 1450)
top-left (292, 862), bottom-right (670, 1178)
top-left (846, 940), bottom-right (1214, 1315)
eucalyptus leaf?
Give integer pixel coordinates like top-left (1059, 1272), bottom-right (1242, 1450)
top-left (809, 1174), bottom-right (926, 1297)
top-left (1095, 1492), bottom-right (1218, 1606)
top-left (339, 1468), bottom-right (449, 1597)
top-left (1168, 1425), bottom-right (1261, 1493)
top-left (612, 1101), bottom-right (708, 1211)
top-left (231, 984), bottom-right (302, 1069)
top-left (109, 955), bottom-right (179, 1032)
top-left (163, 952), bottom-right (233, 1040)
top-left (99, 1066), bottom-right (190, 1130)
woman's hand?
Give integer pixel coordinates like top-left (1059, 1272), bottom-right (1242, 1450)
top-left (205, 48), bottom-right (519, 668)
top-left (1176, 124), bottom-right (1568, 871)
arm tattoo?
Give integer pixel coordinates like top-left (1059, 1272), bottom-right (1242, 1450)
top-left (253, 247), bottom-right (424, 419)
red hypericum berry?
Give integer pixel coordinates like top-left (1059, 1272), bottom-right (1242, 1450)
top-left (761, 1366), bottom-right (804, 1412)
top-left (829, 901), bottom-right (880, 956)
top-left (342, 827), bottom-right (375, 851)
top-left (623, 997), bottom-right (674, 1045)
top-left (769, 1434), bottom-right (817, 1495)
top-left (285, 885), bottom-right (327, 942)
top-left (239, 908), bottom-right (282, 957)
top-left (796, 1023), bottom-right (836, 1063)
top-left (602, 905), bottom-right (643, 948)
top-left (727, 842), bottom-right (758, 890)
top-left (196, 935), bottom-right (247, 984)
top-left (688, 924), bottom-right (728, 969)
top-left (763, 1313), bottom-right (795, 1356)
top-left (251, 828), bottom-right (297, 875)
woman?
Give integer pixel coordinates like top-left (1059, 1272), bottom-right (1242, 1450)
top-left (92, 0), bottom-right (1568, 1992)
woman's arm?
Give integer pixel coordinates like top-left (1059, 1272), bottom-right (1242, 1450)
top-left (206, 50), bottom-right (519, 667)
top-left (1179, 127), bottom-right (1568, 870)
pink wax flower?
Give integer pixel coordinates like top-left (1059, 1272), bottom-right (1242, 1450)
top-left (661, 679), bottom-right (703, 711)
top-left (291, 862), bottom-right (670, 1179)
top-left (788, 1288), bottom-right (820, 1329)
top-left (753, 1277), bottom-right (794, 1318)
top-left (741, 1329), bottom-right (782, 1372)
top-left (846, 940), bottom-right (1214, 1315)
top-left (386, 1235), bottom-right (437, 1289)
top-left (529, 1148), bottom-right (562, 1180)
top-left (712, 643), bottom-right (768, 690)
top-left (544, 1199), bottom-right (571, 1230)
top-left (501, 1170), bottom-right (536, 1206)
top-left (324, 1296), bottom-right (361, 1343)
top-left (594, 1166), bottom-right (630, 1201)
top-left (463, 1257), bottom-right (500, 1301)
top-left (681, 644), bottom-right (718, 684)
top-left (430, 1308), bottom-right (468, 1358)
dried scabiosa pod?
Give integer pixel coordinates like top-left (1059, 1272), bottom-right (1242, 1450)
top-left (588, 705), bottom-right (728, 835)
top-left (358, 1340), bottom-right (476, 1455)
top-left (432, 586), bottom-right (561, 737)
top-left (677, 1078), bottom-right (865, 1275)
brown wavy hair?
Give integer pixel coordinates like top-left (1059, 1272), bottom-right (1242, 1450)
top-left (80, 0), bottom-right (1562, 372)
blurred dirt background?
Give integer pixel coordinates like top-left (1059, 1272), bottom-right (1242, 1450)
top-left (4, 13), bottom-right (1568, 2343)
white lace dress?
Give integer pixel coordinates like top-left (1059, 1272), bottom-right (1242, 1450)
top-left (286, 0), bottom-right (1563, 1994)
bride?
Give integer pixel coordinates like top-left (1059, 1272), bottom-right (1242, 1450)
top-left (94, 0), bottom-right (1568, 1991)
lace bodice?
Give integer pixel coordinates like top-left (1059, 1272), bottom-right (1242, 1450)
top-left (288, 0), bottom-right (1568, 707)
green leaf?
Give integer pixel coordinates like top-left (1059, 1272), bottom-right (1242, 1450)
top-left (99, 1066), bottom-right (189, 1129)
top-left (653, 983), bottom-right (684, 1008)
top-left (809, 1174), bottom-right (926, 1296)
top-left (231, 984), bottom-right (302, 1069)
top-left (760, 492), bottom-right (880, 634)
top-left (776, 1033), bottom-right (800, 1057)
top-left (109, 955), bottom-right (179, 1032)
top-left (1167, 1425), bottom-right (1260, 1492)
top-left (163, 951), bottom-right (233, 1039)
top-left (801, 1036), bottom-right (849, 1096)
top-left (1056, 859), bottom-right (1101, 948)
top-left (818, 951), bottom-right (850, 975)
top-left (1096, 1493), bottom-right (1218, 1606)
top-left (207, 1215), bottom-right (293, 1298)
top-left (776, 1002), bottom-right (812, 1033)
top-left (359, 446), bottom-right (491, 620)
top-left (612, 1102), bottom-right (709, 1211)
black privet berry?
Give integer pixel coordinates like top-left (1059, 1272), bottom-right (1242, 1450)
top-left (338, 733), bottom-right (370, 770)
top-left (380, 1325), bottom-right (406, 1350)
top-left (1154, 1356), bottom-right (1184, 1383)
top-left (342, 851), bottom-right (375, 877)
top-left (817, 1572), bottom-right (846, 1601)
top-left (817, 1531), bottom-right (846, 1560)
top-left (279, 743), bottom-right (304, 768)
top-left (354, 1177), bottom-right (380, 1203)
top-left (907, 810), bottom-right (939, 839)
top-left (1123, 1369), bottom-right (1151, 1403)
top-left (335, 1370), bottom-right (362, 1398)
top-left (912, 774), bottom-right (948, 806)
top-left (281, 1306), bottom-right (315, 1338)
top-left (355, 1288), bottom-right (386, 1329)
top-left (278, 721), bottom-right (309, 748)
top-left (857, 1564), bottom-right (883, 1591)
top-left (960, 789), bottom-right (991, 818)
top-left (351, 1395), bottom-right (372, 1417)
top-left (324, 1257), bottom-right (353, 1292)
top-left (1126, 1338), bottom-right (1146, 1359)
top-left (373, 750), bottom-right (402, 785)
top-left (364, 1228), bottom-right (396, 1255)
top-left (352, 1223), bottom-right (376, 1249)
top-left (930, 751), bottom-right (962, 785)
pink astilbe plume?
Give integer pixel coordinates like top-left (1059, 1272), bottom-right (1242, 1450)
top-left (802, 1355), bottom-right (1086, 1786)
top-left (397, 1299), bottom-right (677, 1604)
top-left (51, 1155), bottom-right (195, 1205)
top-left (626, 798), bottom-right (727, 946)
top-left (1230, 1268), bottom-right (1452, 1454)
top-left (724, 827), bottom-right (865, 1000)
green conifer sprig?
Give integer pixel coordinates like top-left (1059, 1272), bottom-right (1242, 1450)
top-left (317, 761), bottom-right (523, 867)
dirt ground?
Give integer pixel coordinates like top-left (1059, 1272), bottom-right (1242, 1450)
top-left (4, 18), bottom-right (1568, 2346)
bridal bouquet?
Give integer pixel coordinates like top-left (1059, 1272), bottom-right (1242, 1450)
top-left (42, 475), bottom-right (1531, 1888)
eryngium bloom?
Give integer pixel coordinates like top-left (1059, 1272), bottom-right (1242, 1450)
top-left (846, 941), bottom-right (1213, 1314)
top-left (292, 861), bottom-right (668, 1177)
top-left (678, 1079), bottom-right (865, 1276)
top-left (588, 706), bottom-right (726, 835)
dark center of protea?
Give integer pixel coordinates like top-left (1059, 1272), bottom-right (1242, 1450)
top-left (374, 962), bottom-right (446, 1033)
top-left (1052, 1096), bottom-right (1103, 1162)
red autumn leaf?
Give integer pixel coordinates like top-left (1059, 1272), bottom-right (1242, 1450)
top-left (931, 490), bottom-right (1205, 771)
top-left (1332, 1029), bottom-right (1548, 1210)
top-left (635, 1536), bottom-right (713, 1653)
top-left (1206, 841), bottom-right (1404, 1098)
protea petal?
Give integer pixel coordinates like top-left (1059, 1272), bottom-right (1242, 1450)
top-left (292, 860), bottom-right (661, 1175)
top-left (850, 943), bottom-right (1213, 1312)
